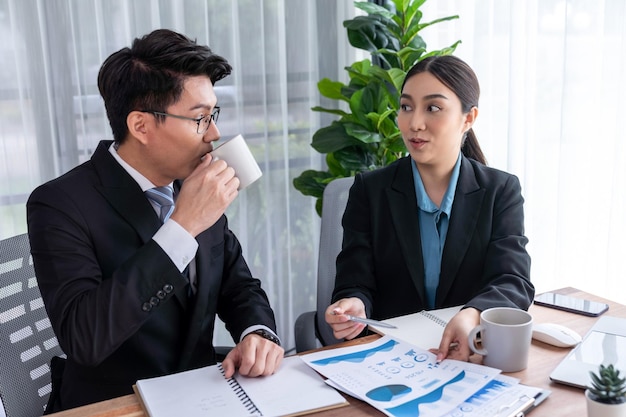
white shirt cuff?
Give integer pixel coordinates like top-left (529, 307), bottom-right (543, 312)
top-left (152, 219), bottom-right (198, 272)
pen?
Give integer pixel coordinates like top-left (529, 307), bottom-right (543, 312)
top-left (339, 313), bottom-right (398, 329)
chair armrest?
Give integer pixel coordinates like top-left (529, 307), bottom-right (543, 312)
top-left (294, 311), bottom-right (319, 353)
top-left (215, 346), bottom-right (233, 362)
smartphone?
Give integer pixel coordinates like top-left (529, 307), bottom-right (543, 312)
top-left (534, 292), bottom-right (609, 317)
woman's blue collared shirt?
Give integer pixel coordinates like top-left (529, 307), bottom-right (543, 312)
top-left (411, 153), bottom-right (461, 309)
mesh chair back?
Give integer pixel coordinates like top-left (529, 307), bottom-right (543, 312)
top-left (315, 177), bottom-right (354, 347)
top-left (0, 233), bottom-right (65, 417)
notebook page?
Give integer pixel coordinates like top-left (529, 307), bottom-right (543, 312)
top-left (135, 365), bottom-right (259, 417)
top-left (237, 355), bottom-right (348, 416)
top-left (135, 356), bottom-right (347, 417)
top-left (369, 305), bottom-right (462, 350)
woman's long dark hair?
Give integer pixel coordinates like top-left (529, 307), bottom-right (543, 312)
top-left (402, 55), bottom-right (487, 165)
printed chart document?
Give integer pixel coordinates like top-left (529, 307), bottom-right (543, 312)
top-left (439, 374), bottom-right (549, 417)
top-left (134, 355), bottom-right (348, 417)
top-left (301, 335), bottom-right (550, 417)
top-left (369, 306), bottom-right (462, 350)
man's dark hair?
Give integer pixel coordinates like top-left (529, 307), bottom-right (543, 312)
top-left (97, 29), bottom-right (232, 144)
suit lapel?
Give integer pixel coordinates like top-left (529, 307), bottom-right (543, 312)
top-left (436, 157), bottom-right (485, 304)
top-left (388, 158), bottom-right (427, 304)
top-left (91, 141), bottom-right (191, 310)
top-left (91, 141), bottom-right (161, 244)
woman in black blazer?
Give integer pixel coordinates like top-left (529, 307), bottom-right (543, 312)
top-left (325, 55), bottom-right (534, 362)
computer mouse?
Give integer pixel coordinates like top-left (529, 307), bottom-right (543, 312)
top-left (532, 323), bottom-right (582, 348)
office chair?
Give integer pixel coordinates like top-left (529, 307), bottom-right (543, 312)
top-left (0, 233), bottom-right (65, 417)
top-left (294, 176), bottom-right (354, 352)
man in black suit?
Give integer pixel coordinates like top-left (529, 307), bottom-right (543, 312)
top-left (27, 29), bottom-right (283, 412)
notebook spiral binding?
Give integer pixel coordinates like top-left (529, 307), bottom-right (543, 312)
top-left (218, 364), bottom-right (261, 415)
top-left (419, 310), bottom-right (448, 327)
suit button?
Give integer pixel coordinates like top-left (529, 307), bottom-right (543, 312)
top-left (142, 302), bottom-right (152, 312)
top-left (150, 296), bottom-right (160, 306)
top-left (163, 284), bottom-right (174, 293)
top-left (156, 290), bottom-right (166, 299)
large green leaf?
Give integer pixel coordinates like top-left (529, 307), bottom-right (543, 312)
top-left (421, 41), bottom-right (462, 60)
top-left (368, 65), bottom-right (395, 84)
top-left (419, 15), bottom-right (460, 32)
top-left (317, 78), bottom-right (350, 101)
top-left (346, 60), bottom-right (373, 84)
top-left (403, 0), bottom-right (425, 30)
top-left (354, 2), bottom-right (395, 20)
top-left (384, 133), bottom-right (408, 154)
top-left (345, 15), bottom-right (399, 55)
top-left (334, 145), bottom-right (379, 172)
top-left (387, 67), bottom-right (407, 95)
top-left (398, 46), bottom-right (427, 71)
top-left (366, 66), bottom-right (403, 103)
top-left (405, 32), bottom-right (427, 52)
top-left (374, 109), bottom-right (399, 134)
top-left (292, 170), bottom-right (335, 198)
top-left (345, 16), bottom-right (386, 53)
top-left (393, 0), bottom-right (427, 14)
top-left (344, 122), bottom-right (381, 144)
top-left (311, 122), bottom-right (358, 153)
top-left (311, 106), bottom-right (350, 118)
top-left (365, 110), bottom-right (393, 133)
top-left (326, 152), bottom-right (349, 177)
top-left (349, 88), bottom-right (377, 126)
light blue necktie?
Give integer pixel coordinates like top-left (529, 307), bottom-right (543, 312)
top-left (145, 186), bottom-right (175, 223)
top-left (145, 186), bottom-right (196, 295)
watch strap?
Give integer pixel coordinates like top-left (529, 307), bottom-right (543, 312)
top-left (251, 329), bottom-right (281, 346)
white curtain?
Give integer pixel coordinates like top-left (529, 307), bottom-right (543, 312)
top-left (421, 0), bottom-right (626, 304)
top-left (0, 0), bottom-right (356, 352)
top-left (1, 0), bottom-right (625, 354)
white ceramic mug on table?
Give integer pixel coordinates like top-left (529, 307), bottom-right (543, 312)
top-left (468, 307), bottom-right (533, 372)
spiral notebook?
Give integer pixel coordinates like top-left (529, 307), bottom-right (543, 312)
top-left (134, 356), bottom-right (348, 417)
top-left (368, 305), bottom-right (462, 350)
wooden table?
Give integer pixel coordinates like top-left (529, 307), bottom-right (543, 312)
top-left (48, 287), bottom-right (626, 416)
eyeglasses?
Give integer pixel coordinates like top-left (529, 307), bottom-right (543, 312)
top-left (141, 107), bottom-right (220, 134)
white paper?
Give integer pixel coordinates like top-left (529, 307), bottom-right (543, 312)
top-left (439, 374), bottom-right (548, 417)
top-left (369, 306), bottom-right (462, 350)
top-left (301, 335), bottom-right (501, 417)
top-left (237, 356), bottom-right (347, 416)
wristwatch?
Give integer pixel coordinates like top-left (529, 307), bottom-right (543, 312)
top-left (251, 329), bottom-right (281, 346)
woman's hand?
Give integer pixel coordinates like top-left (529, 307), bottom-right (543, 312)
top-left (430, 307), bottom-right (480, 362)
top-left (325, 297), bottom-right (367, 340)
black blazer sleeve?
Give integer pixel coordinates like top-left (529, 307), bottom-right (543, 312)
top-left (27, 173), bottom-right (187, 367)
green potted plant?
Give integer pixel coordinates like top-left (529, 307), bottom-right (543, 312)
top-left (586, 364), bottom-right (626, 417)
top-left (293, 0), bottom-right (460, 214)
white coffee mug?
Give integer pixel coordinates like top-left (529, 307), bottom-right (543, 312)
top-left (210, 134), bottom-right (262, 190)
top-left (468, 307), bottom-right (533, 372)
